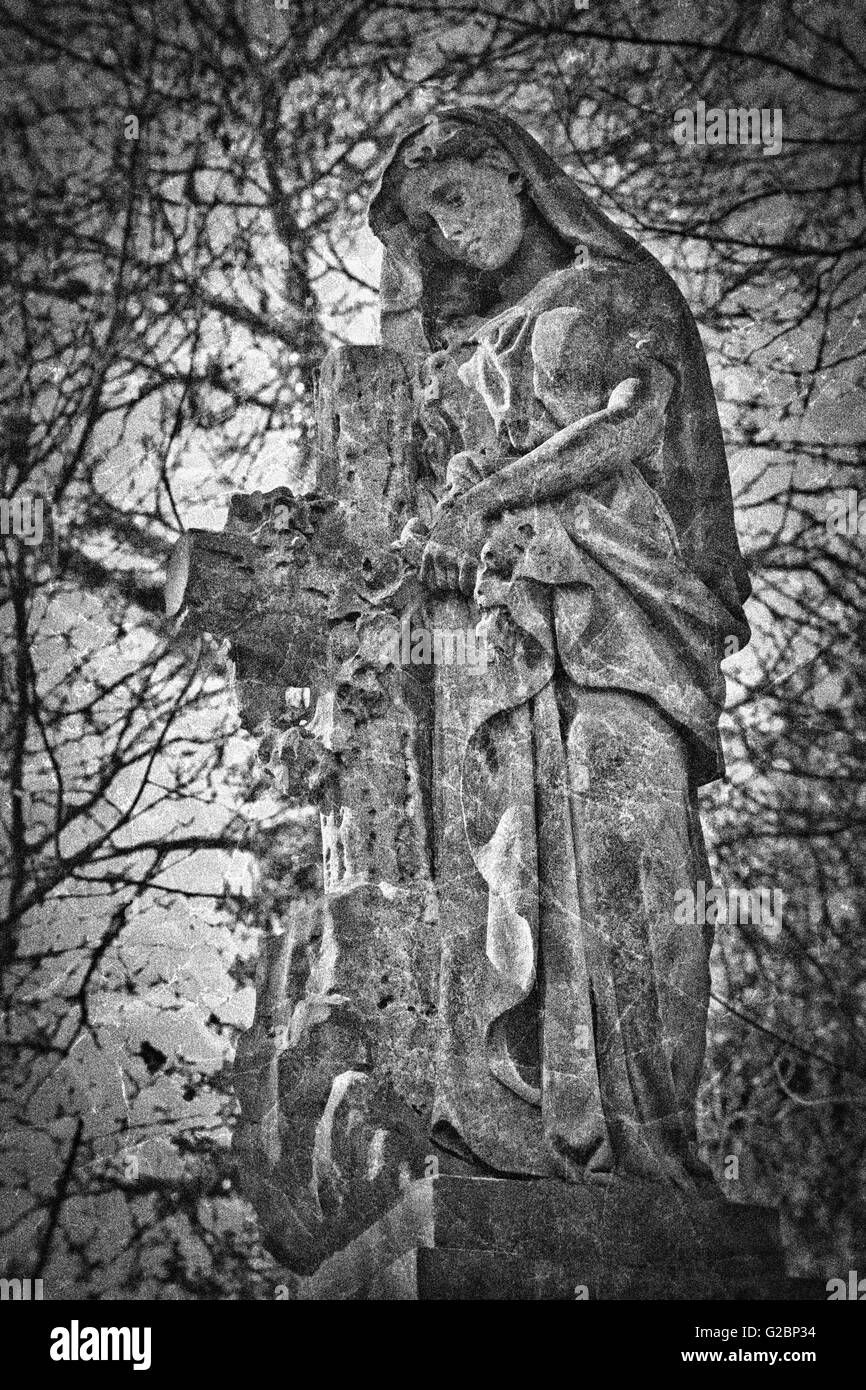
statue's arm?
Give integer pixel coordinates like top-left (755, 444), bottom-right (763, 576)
top-left (402, 362), bottom-right (676, 594)
top-left (455, 363), bottom-right (675, 520)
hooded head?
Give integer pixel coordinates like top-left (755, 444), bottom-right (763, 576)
top-left (369, 105), bottom-right (646, 346)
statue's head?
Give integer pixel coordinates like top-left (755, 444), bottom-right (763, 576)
top-left (396, 117), bottom-right (529, 272)
top-left (370, 108), bottom-right (634, 339)
top-left (370, 106), bottom-right (643, 288)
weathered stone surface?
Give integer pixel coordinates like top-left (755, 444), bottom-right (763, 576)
top-left (227, 345), bottom-right (443, 1273)
top-left (287, 1176), bottom-right (821, 1301)
top-left (295, 1178), bottom-right (434, 1300)
top-left (166, 345), bottom-right (418, 730)
top-left (167, 343), bottom-right (444, 1273)
top-left (166, 488), bottom-right (341, 728)
top-left (429, 1174), bottom-right (785, 1269)
top-left (415, 1249), bottom-right (825, 1302)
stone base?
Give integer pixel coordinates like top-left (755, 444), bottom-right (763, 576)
top-left (294, 1175), bottom-right (824, 1301)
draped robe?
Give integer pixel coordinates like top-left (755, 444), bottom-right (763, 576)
top-left (369, 109), bottom-right (751, 1187)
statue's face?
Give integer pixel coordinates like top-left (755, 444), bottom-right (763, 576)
top-left (400, 158), bottom-right (528, 272)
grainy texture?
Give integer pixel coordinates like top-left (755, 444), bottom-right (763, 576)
top-left (179, 111), bottom-right (796, 1296)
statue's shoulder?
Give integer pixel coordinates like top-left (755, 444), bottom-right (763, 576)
top-left (514, 255), bottom-right (675, 317)
top-left (476, 257), bottom-right (689, 364)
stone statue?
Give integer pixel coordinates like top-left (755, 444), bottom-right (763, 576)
top-left (370, 106), bottom-right (751, 1189)
top-left (171, 109), bottom-right (821, 1299)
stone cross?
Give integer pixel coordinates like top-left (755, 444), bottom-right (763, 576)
top-left (166, 346), bottom-right (440, 1276)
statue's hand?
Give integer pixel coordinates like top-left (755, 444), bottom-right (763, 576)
top-left (420, 498), bottom-right (486, 595)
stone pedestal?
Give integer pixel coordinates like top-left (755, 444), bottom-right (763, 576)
top-left (293, 1175), bottom-right (824, 1301)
